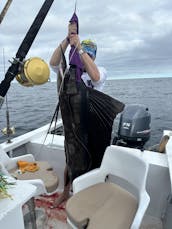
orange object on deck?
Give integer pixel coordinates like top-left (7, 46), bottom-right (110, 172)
top-left (17, 160), bottom-right (39, 173)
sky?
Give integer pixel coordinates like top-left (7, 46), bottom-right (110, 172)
top-left (0, 0), bottom-right (172, 81)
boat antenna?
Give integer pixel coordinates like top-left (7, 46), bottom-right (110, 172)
top-left (0, 0), bottom-right (13, 24)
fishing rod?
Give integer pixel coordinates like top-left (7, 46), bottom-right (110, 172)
top-left (0, 0), bottom-right (54, 109)
top-left (0, 0), bottom-right (13, 24)
top-left (1, 48), bottom-right (15, 143)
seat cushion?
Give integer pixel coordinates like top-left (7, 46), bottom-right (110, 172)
top-left (66, 182), bottom-right (138, 229)
top-left (10, 161), bottom-right (59, 193)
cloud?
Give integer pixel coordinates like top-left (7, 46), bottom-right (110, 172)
top-left (0, 0), bottom-right (172, 80)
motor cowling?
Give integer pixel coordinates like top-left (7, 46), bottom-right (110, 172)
top-left (113, 104), bottom-right (151, 148)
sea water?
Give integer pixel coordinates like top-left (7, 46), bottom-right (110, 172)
top-left (0, 77), bottom-right (172, 147)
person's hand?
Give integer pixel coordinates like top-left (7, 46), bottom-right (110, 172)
top-left (69, 34), bottom-right (81, 50)
top-left (68, 22), bottom-right (77, 36)
top-left (67, 23), bottom-right (82, 50)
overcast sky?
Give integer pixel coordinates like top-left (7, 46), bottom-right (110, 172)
top-left (0, 0), bottom-right (172, 80)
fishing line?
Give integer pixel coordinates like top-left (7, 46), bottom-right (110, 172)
top-left (54, 0), bottom-right (80, 96)
top-left (2, 48), bottom-right (13, 144)
top-left (74, 0), bottom-right (77, 13)
top-left (35, 40), bottom-right (80, 158)
top-left (36, 1), bottom-right (80, 154)
top-left (2, 49), bottom-right (8, 110)
top-left (58, 41), bottom-right (80, 95)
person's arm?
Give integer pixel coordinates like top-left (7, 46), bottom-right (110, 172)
top-left (49, 37), bottom-right (69, 67)
top-left (50, 22), bottom-right (78, 67)
top-left (70, 34), bottom-right (100, 82)
top-left (79, 49), bottom-right (100, 82)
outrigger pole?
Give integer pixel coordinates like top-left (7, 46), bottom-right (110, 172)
top-left (0, 0), bottom-right (54, 108)
top-left (0, 0), bottom-right (13, 24)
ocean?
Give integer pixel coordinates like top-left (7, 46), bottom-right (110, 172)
top-left (0, 77), bottom-right (172, 147)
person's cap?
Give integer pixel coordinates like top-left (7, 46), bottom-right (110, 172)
top-left (81, 39), bottom-right (97, 59)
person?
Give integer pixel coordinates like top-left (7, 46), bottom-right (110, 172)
top-left (49, 23), bottom-right (107, 207)
top-left (50, 29), bottom-right (107, 90)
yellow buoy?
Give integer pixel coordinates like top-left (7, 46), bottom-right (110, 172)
top-left (16, 57), bottom-right (50, 86)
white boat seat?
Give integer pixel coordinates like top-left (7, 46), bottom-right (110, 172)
top-left (0, 146), bottom-right (59, 229)
top-left (66, 182), bottom-right (138, 229)
top-left (9, 161), bottom-right (59, 193)
top-left (67, 145), bottom-right (150, 229)
top-left (0, 146), bottom-right (59, 195)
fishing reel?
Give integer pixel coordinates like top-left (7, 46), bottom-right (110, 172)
top-left (1, 127), bottom-right (15, 136)
top-left (16, 57), bottom-right (50, 87)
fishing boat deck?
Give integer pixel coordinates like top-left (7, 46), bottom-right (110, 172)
top-left (23, 192), bottom-right (70, 229)
top-left (1, 124), bottom-right (170, 229)
top-left (23, 192), bottom-right (163, 229)
top-left (141, 215), bottom-right (162, 229)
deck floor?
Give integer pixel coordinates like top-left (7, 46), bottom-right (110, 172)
top-left (141, 215), bottom-right (163, 229)
top-left (23, 193), bottom-right (163, 229)
top-left (24, 192), bottom-right (69, 229)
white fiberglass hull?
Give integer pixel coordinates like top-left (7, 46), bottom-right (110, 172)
top-left (0, 119), bottom-right (172, 229)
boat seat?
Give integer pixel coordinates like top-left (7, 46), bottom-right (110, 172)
top-left (66, 145), bottom-right (150, 229)
top-left (66, 182), bottom-right (138, 229)
top-left (9, 161), bottom-right (59, 193)
top-left (0, 146), bottom-right (59, 195)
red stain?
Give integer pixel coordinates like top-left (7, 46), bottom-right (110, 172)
top-left (35, 192), bottom-right (67, 223)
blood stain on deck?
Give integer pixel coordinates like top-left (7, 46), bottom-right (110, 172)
top-left (35, 193), bottom-right (67, 223)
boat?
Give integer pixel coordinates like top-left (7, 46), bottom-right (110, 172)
top-left (0, 108), bottom-right (172, 229)
top-left (1, 1), bottom-right (172, 228)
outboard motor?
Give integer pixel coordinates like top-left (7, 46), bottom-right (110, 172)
top-left (113, 104), bottom-right (151, 149)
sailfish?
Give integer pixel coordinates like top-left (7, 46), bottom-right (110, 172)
top-left (58, 12), bottom-right (125, 182)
